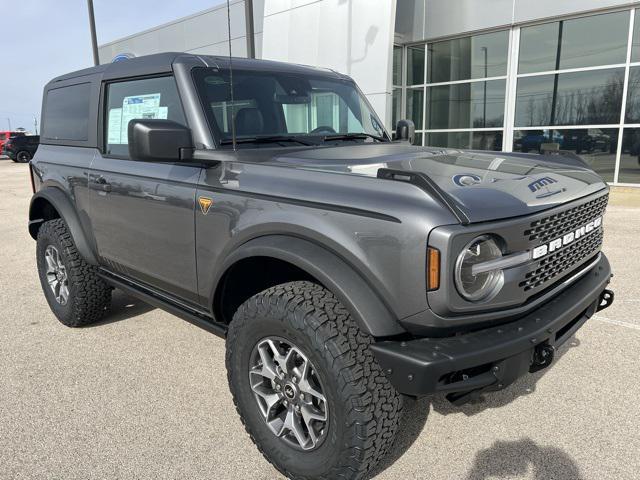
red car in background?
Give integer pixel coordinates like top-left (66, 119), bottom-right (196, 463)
top-left (0, 131), bottom-right (25, 154)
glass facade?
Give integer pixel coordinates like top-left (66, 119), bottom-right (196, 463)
top-left (514, 69), bottom-right (624, 127)
top-left (426, 80), bottom-right (506, 129)
top-left (394, 8), bottom-right (640, 185)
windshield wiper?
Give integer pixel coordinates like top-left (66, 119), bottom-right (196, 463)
top-left (220, 135), bottom-right (315, 146)
top-left (322, 133), bottom-right (387, 143)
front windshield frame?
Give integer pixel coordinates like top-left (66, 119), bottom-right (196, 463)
top-left (191, 66), bottom-right (390, 148)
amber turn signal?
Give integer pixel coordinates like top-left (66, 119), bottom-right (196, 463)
top-left (427, 247), bottom-right (440, 291)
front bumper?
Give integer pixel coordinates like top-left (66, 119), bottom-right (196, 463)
top-left (372, 253), bottom-right (613, 401)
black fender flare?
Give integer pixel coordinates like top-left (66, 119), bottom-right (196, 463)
top-left (28, 187), bottom-right (99, 265)
top-left (215, 235), bottom-right (406, 337)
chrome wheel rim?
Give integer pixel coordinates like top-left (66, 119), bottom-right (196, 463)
top-left (249, 336), bottom-right (328, 451)
top-left (44, 245), bottom-right (69, 305)
top-left (17, 152), bottom-right (28, 162)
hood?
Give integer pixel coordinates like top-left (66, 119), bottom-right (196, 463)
top-left (264, 144), bottom-right (607, 223)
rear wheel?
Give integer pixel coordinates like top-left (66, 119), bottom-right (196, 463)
top-left (16, 150), bottom-right (31, 163)
top-left (36, 218), bottom-right (111, 327)
top-left (226, 281), bottom-right (402, 480)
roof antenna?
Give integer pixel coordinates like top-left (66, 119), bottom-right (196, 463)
top-left (226, 0), bottom-right (237, 151)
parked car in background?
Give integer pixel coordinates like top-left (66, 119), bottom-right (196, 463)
top-left (3, 135), bottom-right (39, 162)
top-left (0, 131), bottom-right (25, 154)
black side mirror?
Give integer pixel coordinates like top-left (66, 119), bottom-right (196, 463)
top-left (128, 119), bottom-right (193, 162)
top-left (395, 119), bottom-right (415, 144)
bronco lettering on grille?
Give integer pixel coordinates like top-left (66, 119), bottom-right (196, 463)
top-left (531, 216), bottom-right (602, 260)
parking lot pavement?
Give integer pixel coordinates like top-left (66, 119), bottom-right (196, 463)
top-left (0, 158), bottom-right (639, 480)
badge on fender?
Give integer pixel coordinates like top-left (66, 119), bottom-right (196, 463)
top-left (199, 197), bottom-right (213, 215)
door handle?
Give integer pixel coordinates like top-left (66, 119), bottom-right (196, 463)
top-left (90, 177), bottom-right (112, 193)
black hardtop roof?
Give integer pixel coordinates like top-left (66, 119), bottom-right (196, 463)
top-left (47, 52), bottom-right (350, 86)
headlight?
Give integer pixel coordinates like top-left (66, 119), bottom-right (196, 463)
top-left (455, 235), bottom-right (504, 302)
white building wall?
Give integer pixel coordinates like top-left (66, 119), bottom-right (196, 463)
top-left (98, 0), bottom-right (264, 63)
top-left (261, 0), bottom-right (398, 129)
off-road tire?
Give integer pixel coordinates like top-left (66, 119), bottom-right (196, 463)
top-left (36, 218), bottom-right (111, 327)
top-left (16, 150), bottom-right (31, 163)
top-left (226, 281), bottom-right (402, 480)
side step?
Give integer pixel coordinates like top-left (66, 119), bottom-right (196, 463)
top-left (99, 270), bottom-right (227, 338)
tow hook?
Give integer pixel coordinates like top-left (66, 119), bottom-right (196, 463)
top-left (530, 343), bottom-right (555, 373)
top-left (597, 289), bottom-right (614, 312)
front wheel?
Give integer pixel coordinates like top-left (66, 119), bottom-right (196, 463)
top-left (226, 281), bottom-right (402, 480)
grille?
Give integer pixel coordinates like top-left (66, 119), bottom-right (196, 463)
top-left (524, 194), bottom-right (609, 242)
top-left (520, 229), bottom-right (603, 292)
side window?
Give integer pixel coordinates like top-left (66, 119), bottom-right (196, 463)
top-left (104, 76), bottom-right (186, 157)
top-left (43, 83), bottom-right (91, 141)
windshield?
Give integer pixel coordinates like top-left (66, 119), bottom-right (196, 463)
top-left (192, 67), bottom-right (388, 147)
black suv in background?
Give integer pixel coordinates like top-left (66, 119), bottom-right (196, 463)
top-left (4, 135), bottom-right (39, 162)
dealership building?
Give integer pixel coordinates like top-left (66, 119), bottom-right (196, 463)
top-left (99, 0), bottom-right (640, 186)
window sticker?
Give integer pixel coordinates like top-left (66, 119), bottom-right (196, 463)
top-left (107, 108), bottom-right (123, 144)
top-left (107, 93), bottom-right (168, 144)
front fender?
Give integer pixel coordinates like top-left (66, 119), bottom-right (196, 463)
top-left (214, 235), bottom-right (406, 337)
top-left (29, 187), bottom-right (98, 265)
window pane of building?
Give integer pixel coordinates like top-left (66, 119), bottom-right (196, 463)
top-left (514, 68), bottom-right (624, 127)
top-left (406, 87), bottom-right (424, 129)
top-left (632, 9), bottom-right (640, 62)
top-left (393, 46), bottom-right (403, 86)
top-left (426, 79), bottom-right (505, 130)
top-left (513, 128), bottom-right (617, 182)
top-left (427, 31), bottom-right (508, 83)
top-left (407, 45), bottom-right (425, 85)
top-left (392, 88), bottom-right (402, 127)
top-left (620, 128), bottom-right (640, 183)
top-left (413, 132), bottom-right (423, 146)
top-left (426, 131), bottom-right (502, 150)
top-left (519, 12), bottom-right (629, 74)
top-left (625, 66), bottom-right (640, 123)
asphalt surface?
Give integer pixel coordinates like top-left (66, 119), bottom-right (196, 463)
top-left (1, 158), bottom-right (639, 480)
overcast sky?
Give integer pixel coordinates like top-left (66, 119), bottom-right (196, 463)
top-left (0, 0), bottom-right (224, 132)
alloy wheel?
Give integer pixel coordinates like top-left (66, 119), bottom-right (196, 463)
top-left (249, 336), bottom-right (328, 451)
top-left (44, 245), bottom-right (69, 305)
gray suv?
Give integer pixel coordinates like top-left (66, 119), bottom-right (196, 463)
top-left (29, 53), bottom-right (614, 479)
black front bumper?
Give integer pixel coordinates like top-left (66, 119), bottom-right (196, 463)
top-left (372, 253), bottom-right (613, 400)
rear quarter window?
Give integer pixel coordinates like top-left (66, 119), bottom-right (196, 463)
top-left (42, 83), bottom-right (91, 141)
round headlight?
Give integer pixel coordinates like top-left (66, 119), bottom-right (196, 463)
top-left (455, 235), bottom-right (504, 302)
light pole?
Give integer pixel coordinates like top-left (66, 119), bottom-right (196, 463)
top-left (245, 0), bottom-right (255, 59)
top-left (7, 118), bottom-right (11, 131)
top-left (87, 0), bottom-right (100, 66)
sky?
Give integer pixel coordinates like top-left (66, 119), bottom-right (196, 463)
top-left (0, 0), bottom-right (224, 132)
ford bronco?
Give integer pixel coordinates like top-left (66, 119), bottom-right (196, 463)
top-left (29, 53), bottom-right (614, 479)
